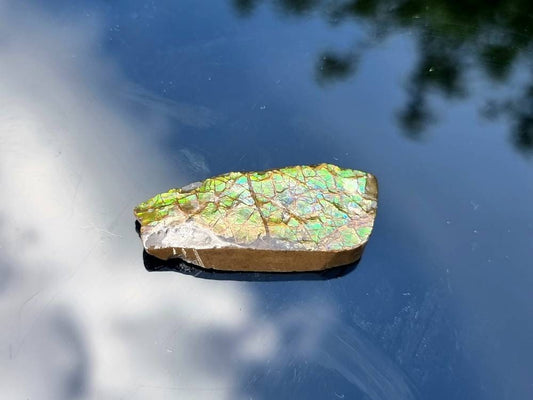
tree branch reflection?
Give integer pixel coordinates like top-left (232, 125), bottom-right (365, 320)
top-left (233, 0), bottom-right (533, 154)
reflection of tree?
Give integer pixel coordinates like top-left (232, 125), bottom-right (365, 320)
top-left (233, 0), bottom-right (533, 154)
top-left (317, 52), bottom-right (357, 83)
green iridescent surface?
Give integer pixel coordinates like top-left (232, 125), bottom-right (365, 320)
top-left (134, 163), bottom-right (378, 251)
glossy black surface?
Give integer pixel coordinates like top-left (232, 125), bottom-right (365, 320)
top-left (1, 1), bottom-right (532, 399)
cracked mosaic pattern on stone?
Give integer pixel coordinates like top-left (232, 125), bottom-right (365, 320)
top-left (135, 164), bottom-right (378, 261)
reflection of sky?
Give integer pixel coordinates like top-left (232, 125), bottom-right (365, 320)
top-left (1, 1), bottom-right (532, 399)
top-left (0, 4), bottom-right (263, 399)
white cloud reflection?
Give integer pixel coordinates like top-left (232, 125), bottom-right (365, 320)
top-left (0, 3), bottom-right (421, 400)
top-left (0, 4), bottom-right (268, 399)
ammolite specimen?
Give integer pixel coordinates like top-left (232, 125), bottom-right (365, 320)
top-left (134, 164), bottom-right (378, 272)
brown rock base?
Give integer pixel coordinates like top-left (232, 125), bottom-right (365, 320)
top-left (146, 244), bottom-right (366, 272)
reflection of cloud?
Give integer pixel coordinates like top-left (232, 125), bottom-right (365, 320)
top-left (177, 148), bottom-right (211, 175)
top-left (269, 303), bottom-right (417, 400)
top-left (0, 4), bottom-right (265, 399)
top-left (2, 308), bottom-right (89, 400)
top-left (318, 326), bottom-right (417, 400)
top-left (121, 84), bottom-right (221, 129)
top-left (0, 3), bottom-right (427, 399)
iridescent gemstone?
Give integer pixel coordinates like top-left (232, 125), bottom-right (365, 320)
top-left (134, 163), bottom-right (378, 272)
